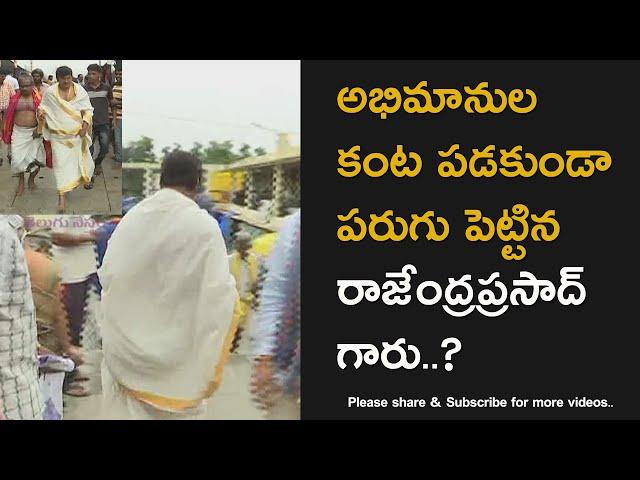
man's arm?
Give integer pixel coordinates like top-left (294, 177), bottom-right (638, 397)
top-left (79, 115), bottom-right (90, 136)
top-left (51, 231), bottom-right (97, 247)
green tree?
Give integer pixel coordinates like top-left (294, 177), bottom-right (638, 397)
top-left (190, 142), bottom-right (204, 158)
top-left (202, 140), bottom-right (241, 165)
top-left (159, 143), bottom-right (184, 159)
top-left (161, 145), bottom-right (171, 157)
top-left (239, 143), bottom-right (252, 158)
top-left (128, 136), bottom-right (271, 165)
top-left (124, 136), bottom-right (156, 163)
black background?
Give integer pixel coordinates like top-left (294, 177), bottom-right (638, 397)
top-left (301, 60), bottom-right (640, 419)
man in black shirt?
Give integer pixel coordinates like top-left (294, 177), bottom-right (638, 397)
top-left (84, 64), bottom-right (113, 184)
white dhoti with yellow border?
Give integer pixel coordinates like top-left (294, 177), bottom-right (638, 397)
top-left (39, 83), bottom-right (94, 193)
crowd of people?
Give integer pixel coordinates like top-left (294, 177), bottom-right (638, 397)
top-left (0, 150), bottom-right (300, 420)
top-left (0, 61), bottom-right (122, 213)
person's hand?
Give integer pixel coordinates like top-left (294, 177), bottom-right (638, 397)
top-left (37, 109), bottom-right (46, 121)
top-left (64, 345), bottom-right (85, 367)
top-left (38, 344), bottom-right (55, 356)
top-left (79, 124), bottom-right (88, 138)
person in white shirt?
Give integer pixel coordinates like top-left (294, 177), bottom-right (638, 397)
top-left (4, 71), bottom-right (19, 91)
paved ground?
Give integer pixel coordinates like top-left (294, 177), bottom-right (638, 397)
top-left (0, 143), bottom-right (122, 215)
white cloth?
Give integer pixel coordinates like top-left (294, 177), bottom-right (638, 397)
top-left (5, 75), bottom-right (19, 91)
top-left (10, 125), bottom-right (45, 174)
top-left (51, 215), bottom-right (97, 284)
top-left (98, 188), bottom-right (237, 416)
top-left (0, 215), bottom-right (43, 420)
top-left (100, 361), bottom-right (206, 420)
top-left (38, 355), bottom-right (74, 420)
top-left (39, 83), bottom-right (94, 193)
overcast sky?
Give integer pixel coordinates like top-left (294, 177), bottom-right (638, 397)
top-left (124, 60), bottom-right (300, 154)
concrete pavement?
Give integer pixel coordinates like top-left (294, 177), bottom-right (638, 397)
top-left (1, 144), bottom-right (122, 215)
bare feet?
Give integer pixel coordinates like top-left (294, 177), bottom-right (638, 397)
top-left (57, 194), bottom-right (66, 213)
top-left (16, 176), bottom-right (25, 196)
top-left (28, 169), bottom-right (39, 190)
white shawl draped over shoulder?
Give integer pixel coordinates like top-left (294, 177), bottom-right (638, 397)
top-left (97, 189), bottom-right (238, 411)
top-left (39, 83), bottom-right (94, 192)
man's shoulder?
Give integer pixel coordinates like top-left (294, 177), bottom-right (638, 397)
top-left (189, 206), bottom-right (223, 236)
top-left (85, 83), bottom-right (111, 94)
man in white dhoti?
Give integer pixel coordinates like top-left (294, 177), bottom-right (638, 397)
top-left (38, 66), bottom-right (94, 213)
top-left (98, 151), bottom-right (239, 419)
top-left (2, 74), bottom-right (51, 196)
top-left (0, 215), bottom-right (43, 420)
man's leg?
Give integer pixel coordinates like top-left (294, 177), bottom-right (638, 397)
top-left (89, 128), bottom-right (97, 158)
top-left (94, 125), bottom-right (110, 175)
top-left (16, 173), bottom-right (25, 196)
top-left (60, 279), bottom-right (91, 396)
top-left (28, 162), bottom-right (40, 190)
top-left (113, 119), bottom-right (122, 170)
